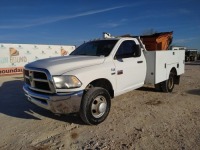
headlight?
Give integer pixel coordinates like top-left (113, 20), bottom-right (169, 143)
top-left (53, 75), bottom-right (82, 89)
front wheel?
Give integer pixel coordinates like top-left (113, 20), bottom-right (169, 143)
top-left (80, 87), bottom-right (111, 125)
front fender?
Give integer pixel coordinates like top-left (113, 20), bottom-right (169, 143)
top-left (65, 62), bottom-right (116, 92)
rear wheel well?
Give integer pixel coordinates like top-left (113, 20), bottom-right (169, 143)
top-left (85, 79), bottom-right (114, 98)
top-left (171, 67), bottom-right (177, 75)
top-left (170, 67), bottom-right (180, 85)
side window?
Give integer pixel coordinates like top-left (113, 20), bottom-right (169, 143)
top-left (115, 40), bottom-right (141, 59)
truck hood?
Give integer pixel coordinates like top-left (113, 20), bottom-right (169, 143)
top-left (25, 55), bottom-right (105, 75)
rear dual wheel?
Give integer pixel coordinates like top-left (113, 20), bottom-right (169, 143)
top-left (162, 72), bottom-right (174, 92)
top-left (155, 71), bottom-right (175, 93)
top-left (155, 83), bottom-right (162, 91)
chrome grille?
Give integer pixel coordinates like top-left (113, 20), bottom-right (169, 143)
top-left (24, 68), bottom-right (55, 93)
top-left (33, 71), bottom-right (47, 79)
top-left (35, 81), bottom-right (50, 91)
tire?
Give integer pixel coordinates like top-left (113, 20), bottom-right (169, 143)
top-left (155, 83), bottom-right (162, 91)
top-left (161, 72), bottom-right (175, 93)
top-left (80, 87), bottom-right (111, 125)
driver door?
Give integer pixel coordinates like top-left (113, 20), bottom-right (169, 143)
top-left (113, 40), bottom-right (146, 95)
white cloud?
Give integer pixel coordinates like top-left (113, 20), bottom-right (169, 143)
top-left (99, 23), bottom-right (121, 28)
top-left (98, 18), bottom-right (128, 28)
top-left (178, 8), bottom-right (191, 14)
top-left (0, 5), bottom-right (129, 29)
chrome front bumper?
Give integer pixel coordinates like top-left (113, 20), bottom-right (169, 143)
top-left (23, 84), bottom-right (83, 114)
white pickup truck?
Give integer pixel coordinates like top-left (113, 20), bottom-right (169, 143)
top-left (23, 34), bottom-right (185, 125)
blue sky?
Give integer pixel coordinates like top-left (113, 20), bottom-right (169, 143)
top-left (0, 0), bottom-right (200, 49)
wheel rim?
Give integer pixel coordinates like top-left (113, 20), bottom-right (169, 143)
top-left (168, 75), bottom-right (174, 90)
top-left (91, 95), bottom-right (107, 118)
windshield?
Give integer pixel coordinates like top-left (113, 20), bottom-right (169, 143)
top-left (70, 40), bottom-right (118, 57)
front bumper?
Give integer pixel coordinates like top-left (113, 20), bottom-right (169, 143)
top-left (23, 84), bottom-right (83, 114)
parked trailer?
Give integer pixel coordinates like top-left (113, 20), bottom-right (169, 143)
top-left (185, 49), bottom-right (198, 62)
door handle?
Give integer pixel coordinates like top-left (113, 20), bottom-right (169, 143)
top-left (137, 61), bottom-right (143, 63)
top-left (117, 70), bottom-right (123, 75)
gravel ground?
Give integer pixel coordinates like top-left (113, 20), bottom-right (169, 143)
top-left (0, 61), bottom-right (200, 150)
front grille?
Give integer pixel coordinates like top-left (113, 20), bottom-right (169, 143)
top-left (35, 81), bottom-right (50, 91)
top-left (25, 78), bottom-right (31, 85)
top-left (33, 71), bottom-right (47, 79)
top-left (24, 68), bottom-right (54, 93)
top-left (24, 69), bottom-right (29, 76)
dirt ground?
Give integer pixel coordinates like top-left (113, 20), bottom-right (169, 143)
top-left (0, 61), bottom-right (200, 150)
